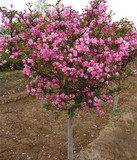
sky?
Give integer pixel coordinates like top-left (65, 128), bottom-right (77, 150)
top-left (0, 0), bottom-right (137, 28)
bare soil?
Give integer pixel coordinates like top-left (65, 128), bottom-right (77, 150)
top-left (0, 70), bottom-right (137, 160)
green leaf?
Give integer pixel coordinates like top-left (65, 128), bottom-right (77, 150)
top-left (62, 75), bottom-right (67, 86)
top-left (54, 111), bottom-right (60, 120)
top-left (133, 82), bottom-right (136, 88)
top-left (43, 104), bottom-right (49, 109)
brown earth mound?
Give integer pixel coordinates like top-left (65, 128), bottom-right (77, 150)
top-left (77, 103), bottom-right (137, 160)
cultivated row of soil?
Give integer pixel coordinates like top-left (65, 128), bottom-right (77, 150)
top-left (0, 70), bottom-right (137, 160)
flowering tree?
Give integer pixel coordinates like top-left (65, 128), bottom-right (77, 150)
top-left (0, 0), bottom-right (137, 159)
top-left (111, 19), bottom-right (137, 111)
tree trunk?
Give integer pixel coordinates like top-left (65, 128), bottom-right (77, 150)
top-left (41, 92), bottom-right (44, 107)
top-left (113, 80), bottom-right (121, 112)
top-left (41, 99), bottom-right (44, 107)
top-left (113, 91), bottom-right (119, 112)
top-left (68, 117), bottom-right (73, 160)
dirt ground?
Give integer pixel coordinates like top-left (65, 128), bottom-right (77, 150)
top-left (77, 82), bottom-right (137, 160)
top-left (0, 70), bottom-right (137, 160)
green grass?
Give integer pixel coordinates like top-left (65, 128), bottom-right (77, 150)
top-left (0, 75), bottom-right (8, 80)
top-left (17, 81), bottom-right (25, 87)
top-left (129, 121), bottom-right (135, 131)
top-left (110, 109), bottom-right (119, 117)
top-left (12, 73), bottom-right (19, 78)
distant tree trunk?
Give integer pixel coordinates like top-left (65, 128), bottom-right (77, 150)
top-left (41, 99), bottom-right (44, 107)
top-left (68, 116), bottom-right (73, 160)
top-left (113, 80), bottom-right (121, 112)
top-left (41, 92), bottom-right (44, 107)
top-left (113, 91), bottom-right (119, 112)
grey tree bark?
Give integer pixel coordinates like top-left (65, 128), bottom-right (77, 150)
top-left (113, 80), bottom-right (122, 112)
top-left (113, 91), bottom-right (119, 112)
top-left (68, 117), bottom-right (73, 160)
top-left (41, 92), bottom-right (44, 107)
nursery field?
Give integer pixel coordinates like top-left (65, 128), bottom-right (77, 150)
top-left (0, 70), bottom-right (137, 160)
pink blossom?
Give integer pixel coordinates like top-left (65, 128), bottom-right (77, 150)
top-left (91, 71), bottom-right (96, 76)
top-left (99, 38), bottom-right (104, 45)
top-left (115, 72), bottom-right (119, 76)
top-left (5, 49), bottom-right (10, 54)
top-left (10, 4), bottom-right (13, 8)
top-left (105, 81), bottom-right (109, 84)
top-left (93, 125), bottom-right (98, 128)
top-left (104, 46), bottom-right (109, 51)
top-left (58, 3), bottom-right (63, 9)
top-left (28, 39), bottom-right (33, 45)
top-left (73, 50), bottom-right (78, 56)
top-left (115, 37), bottom-right (123, 44)
top-left (2, 60), bottom-right (7, 64)
top-left (59, 55), bottom-right (64, 61)
top-left (100, 78), bottom-right (104, 82)
top-left (91, 38), bottom-right (98, 44)
top-left (9, 55), bottom-right (14, 59)
top-left (23, 14), bottom-right (29, 19)
top-left (88, 99), bottom-right (92, 103)
top-left (97, 19), bottom-right (103, 24)
top-left (87, 67), bottom-right (94, 72)
top-left (105, 67), bottom-right (110, 72)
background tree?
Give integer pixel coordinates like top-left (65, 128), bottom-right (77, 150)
top-left (0, 25), bottom-right (5, 34)
top-left (35, 0), bottom-right (49, 16)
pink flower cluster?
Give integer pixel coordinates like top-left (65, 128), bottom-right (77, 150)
top-left (0, 0), bottom-right (137, 116)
